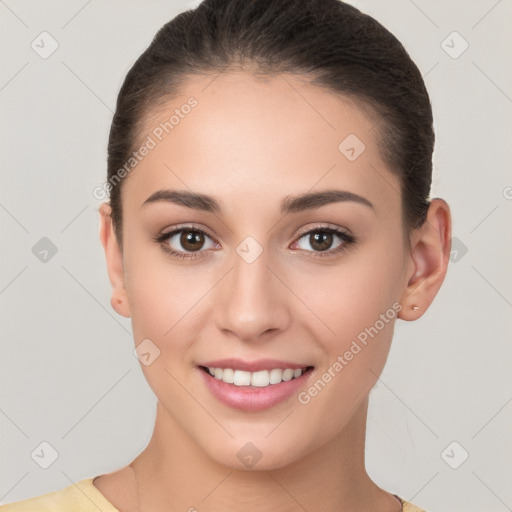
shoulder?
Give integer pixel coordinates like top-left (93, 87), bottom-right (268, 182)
top-left (0, 478), bottom-right (119, 512)
top-left (402, 498), bottom-right (427, 512)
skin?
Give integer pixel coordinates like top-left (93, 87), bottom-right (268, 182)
top-left (96, 71), bottom-right (451, 512)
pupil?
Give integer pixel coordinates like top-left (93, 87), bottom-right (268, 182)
top-left (312, 232), bottom-right (332, 251)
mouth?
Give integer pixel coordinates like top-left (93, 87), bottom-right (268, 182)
top-left (197, 363), bottom-right (315, 412)
top-left (198, 365), bottom-right (314, 387)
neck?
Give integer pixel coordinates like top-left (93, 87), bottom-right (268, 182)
top-left (129, 397), bottom-right (401, 512)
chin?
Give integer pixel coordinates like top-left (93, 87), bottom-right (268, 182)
top-left (200, 434), bottom-right (309, 472)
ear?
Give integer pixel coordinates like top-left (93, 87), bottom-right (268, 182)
top-left (98, 202), bottom-right (131, 318)
top-left (398, 198), bottom-right (452, 321)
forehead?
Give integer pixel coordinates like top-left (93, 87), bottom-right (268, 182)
top-left (122, 71), bottom-right (400, 221)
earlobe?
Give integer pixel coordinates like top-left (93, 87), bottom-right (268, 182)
top-left (98, 202), bottom-right (131, 319)
top-left (398, 198), bottom-right (452, 321)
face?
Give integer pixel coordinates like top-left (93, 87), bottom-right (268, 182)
top-left (104, 71), bottom-right (415, 470)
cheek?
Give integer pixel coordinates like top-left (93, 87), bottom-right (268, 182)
top-left (292, 237), bottom-right (405, 416)
top-left (297, 242), bottom-right (403, 344)
top-left (128, 273), bottom-right (193, 341)
top-left (295, 263), bottom-right (402, 434)
top-left (125, 262), bottom-right (208, 400)
top-left (124, 246), bottom-right (215, 356)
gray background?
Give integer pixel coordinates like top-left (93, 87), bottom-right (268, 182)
top-left (1, 1), bottom-right (511, 511)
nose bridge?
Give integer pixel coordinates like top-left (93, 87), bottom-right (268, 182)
top-left (215, 242), bottom-right (287, 340)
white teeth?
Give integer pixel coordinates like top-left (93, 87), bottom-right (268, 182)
top-left (222, 368), bottom-right (234, 383)
top-left (251, 370), bottom-right (269, 387)
top-left (269, 368), bottom-right (283, 384)
top-left (233, 370), bottom-right (251, 386)
top-left (282, 369), bottom-right (294, 381)
top-left (205, 366), bottom-right (307, 387)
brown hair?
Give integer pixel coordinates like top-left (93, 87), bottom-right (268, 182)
top-left (106, 0), bottom-right (434, 250)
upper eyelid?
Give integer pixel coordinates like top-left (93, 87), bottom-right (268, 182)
top-left (160, 223), bottom-right (215, 239)
top-left (295, 223), bottom-right (350, 238)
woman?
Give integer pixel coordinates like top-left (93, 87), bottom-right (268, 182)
top-left (1, 0), bottom-right (451, 510)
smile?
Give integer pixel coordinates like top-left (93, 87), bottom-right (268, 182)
top-left (200, 366), bottom-right (310, 387)
top-left (198, 361), bottom-right (315, 412)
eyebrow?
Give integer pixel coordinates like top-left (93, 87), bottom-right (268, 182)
top-left (141, 188), bottom-right (375, 215)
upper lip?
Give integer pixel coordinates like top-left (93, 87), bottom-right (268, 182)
top-left (199, 358), bottom-right (312, 372)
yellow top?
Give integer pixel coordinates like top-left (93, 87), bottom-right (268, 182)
top-left (0, 477), bottom-right (427, 511)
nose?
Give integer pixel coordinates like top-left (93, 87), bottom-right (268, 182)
top-left (214, 247), bottom-right (290, 342)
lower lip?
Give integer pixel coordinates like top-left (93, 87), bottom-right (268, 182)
top-left (198, 366), bottom-right (314, 412)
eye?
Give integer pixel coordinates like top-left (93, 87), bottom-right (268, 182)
top-left (154, 225), bottom-right (218, 260)
top-left (291, 226), bottom-right (356, 258)
top-left (154, 224), bottom-right (356, 261)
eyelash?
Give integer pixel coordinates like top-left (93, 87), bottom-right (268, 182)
top-left (153, 224), bottom-right (356, 261)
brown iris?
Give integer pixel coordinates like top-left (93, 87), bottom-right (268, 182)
top-left (180, 230), bottom-right (205, 251)
top-left (309, 232), bottom-right (333, 252)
